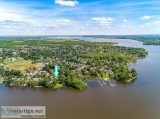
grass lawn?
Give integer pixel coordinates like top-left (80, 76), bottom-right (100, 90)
top-left (13, 41), bottom-right (23, 43)
top-left (54, 84), bottom-right (64, 89)
top-left (3, 60), bottom-right (37, 71)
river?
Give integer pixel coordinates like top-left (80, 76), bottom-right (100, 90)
top-left (0, 38), bottom-right (160, 119)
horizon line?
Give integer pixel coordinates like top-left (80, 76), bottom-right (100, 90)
top-left (0, 34), bottom-right (160, 37)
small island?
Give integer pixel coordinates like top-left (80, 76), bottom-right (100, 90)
top-left (0, 38), bottom-right (148, 90)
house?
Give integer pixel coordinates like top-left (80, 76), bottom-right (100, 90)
top-left (36, 63), bottom-right (45, 70)
top-left (0, 49), bottom-right (2, 53)
top-left (0, 63), bottom-right (4, 66)
top-left (21, 50), bottom-right (28, 53)
top-left (12, 51), bottom-right (17, 56)
top-left (30, 70), bottom-right (37, 75)
top-left (8, 57), bottom-right (16, 61)
top-left (33, 78), bottom-right (41, 82)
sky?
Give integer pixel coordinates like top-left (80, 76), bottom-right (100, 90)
top-left (0, 0), bottom-right (160, 35)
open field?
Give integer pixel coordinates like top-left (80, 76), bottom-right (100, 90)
top-left (3, 60), bottom-right (37, 71)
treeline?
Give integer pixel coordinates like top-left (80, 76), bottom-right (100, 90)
top-left (135, 38), bottom-right (160, 45)
top-left (42, 63), bottom-right (87, 90)
top-left (0, 67), bottom-right (23, 78)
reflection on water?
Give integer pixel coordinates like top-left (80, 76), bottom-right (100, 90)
top-left (84, 79), bottom-right (100, 88)
top-left (0, 37), bottom-right (160, 119)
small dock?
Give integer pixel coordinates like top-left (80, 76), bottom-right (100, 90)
top-left (97, 78), bottom-right (103, 86)
top-left (97, 77), bottom-right (116, 87)
top-left (107, 79), bottom-right (116, 87)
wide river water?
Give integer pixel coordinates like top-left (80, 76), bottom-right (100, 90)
top-left (0, 38), bottom-right (160, 119)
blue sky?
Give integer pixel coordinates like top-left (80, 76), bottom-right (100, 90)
top-left (0, 0), bottom-right (160, 35)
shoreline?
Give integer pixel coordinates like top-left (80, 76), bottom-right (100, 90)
top-left (0, 79), bottom-right (4, 83)
top-left (125, 77), bottom-right (137, 83)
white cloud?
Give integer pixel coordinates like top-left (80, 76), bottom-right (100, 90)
top-left (145, 21), bottom-right (160, 26)
top-left (140, 15), bottom-right (155, 20)
top-left (55, 19), bottom-right (72, 25)
top-left (117, 25), bottom-right (127, 28)
top-left (92, 17), bottom-right (114, 26)
top-left (0, 8), bottom-right (25, 21)
top-left (123, 19), bottom-right (129, 22)
top-left (140, 25), bottom-right (145, 28)
top-left (55, 0), bottom-right (79, 7)
top-left (117, 24), bottom-right (136, 29)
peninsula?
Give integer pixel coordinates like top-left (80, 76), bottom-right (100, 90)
top-left (0, 38), bottom-right (148, 90)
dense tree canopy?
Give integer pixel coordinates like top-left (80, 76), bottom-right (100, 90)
top-left (0, 38), bottom-right (148, 90)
